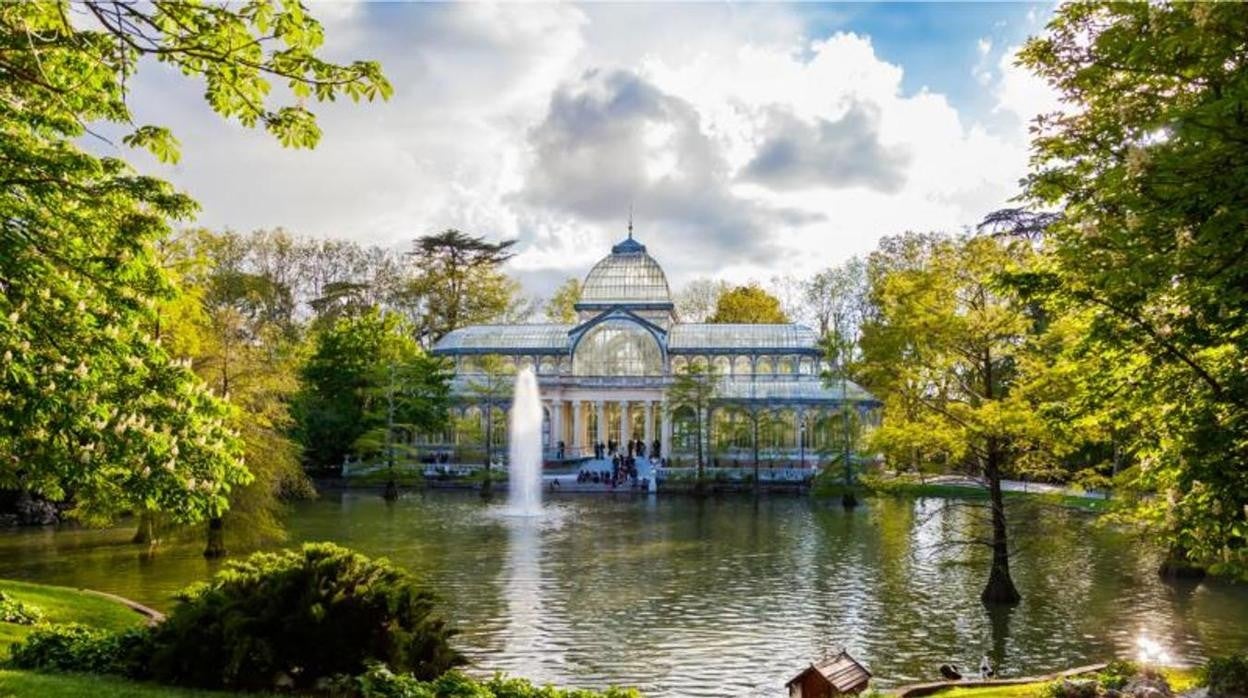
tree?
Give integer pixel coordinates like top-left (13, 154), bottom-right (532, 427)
top-left (859, 233), bottom-right (1050, 604)
top-left (353, 332), bottom-right (451, 501)
top-left (1018, 2), bottom-right (1248, 578)
top-left (709, 284), bottom-right (788, 324)
top-left (544, 278), bottom-right (582, 323)
top-left (462, 355), bottom-right (513, 494)
top-left (295, 310), bottom-right (404, 472)
top-left (675, 278), bottom-right (729, 323)
top-left (804, 259), bottom-right (869, 342)
top-left (667, 363), bottom-right (720, 487)
top-left (722, 403), bottom-right (781, 493)
top-left (405, 230), bottom-right (516, 345)
top-left (0, 2), bottom-right (388, 525)
top-left (180, 230), bottom-right (311, 557)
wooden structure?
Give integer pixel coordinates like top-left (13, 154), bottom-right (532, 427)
top-left (788, 650), bottom-right (872, 698)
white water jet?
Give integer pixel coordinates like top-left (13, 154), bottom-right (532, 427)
top-left (507, 367), bottom-right (543, 515)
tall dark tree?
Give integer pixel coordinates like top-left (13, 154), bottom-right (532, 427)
top-left (860, 233), bottom-right (1049, 604)
top-left (406, 230), bottom-right (517, 344)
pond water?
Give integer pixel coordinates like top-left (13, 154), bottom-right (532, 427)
top-left (1, 491), bottom-right (1246, 697)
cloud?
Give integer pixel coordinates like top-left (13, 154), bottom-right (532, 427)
top-left (98, 3), bottom-right (1054, 299)
top-left (517, 68), bottom-right (819, 265)
top-left (993, 43), bottom-right (1064, 126)
top-left (740, 103), bottom-right (910, 193)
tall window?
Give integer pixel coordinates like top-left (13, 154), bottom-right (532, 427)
top-left (573, 321), bottom-right (663, 376)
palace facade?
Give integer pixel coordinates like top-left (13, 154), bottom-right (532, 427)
top-left (429, 230), bottom-right (878, 466)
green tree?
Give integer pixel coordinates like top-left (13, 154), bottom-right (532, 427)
top-left (405, 230), bottom-right (517, 345)
top-left (544, 278), bottom-right (582, 323)
top-left (859, 233), bottom-right (1051, 604)
top-left (709, 284), bottom-right (789, 324)
top-left (186, 231), bottom-right (310, 557)
top-left (721, 403), bottom-right (781, 493)
top-left (353, 332), bottom-right (451, 500)
top-left (462, 355), bottom-right (514, 494)
top-left (295, 310), bottom-right (401, 472)
top-left (1019, 2), bottom-right (1248, 577)
top-left (667, 363), bottom-right (720, 486)
top-left (0, 2), bottom-right (388, 524)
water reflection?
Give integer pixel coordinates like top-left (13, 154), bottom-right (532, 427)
top-left (0, 493), bottom-right (1245, 696)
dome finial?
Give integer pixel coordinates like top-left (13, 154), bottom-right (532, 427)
top-left (627, 203), bottom-right (634, 240)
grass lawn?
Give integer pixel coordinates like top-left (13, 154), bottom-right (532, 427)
top-left (861, 481), bottom-right (1111, 513)
top-left (915, 666), bottom-right (1201, 698)
top-left (0, 579), bottom-right (259, 697)
top-left (0, 669), bottom-right (253, 698)
top-left (0, 579), bottom-right (147, 659)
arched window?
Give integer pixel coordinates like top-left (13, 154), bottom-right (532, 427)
top-left (671, 356), bottom-right (688, 374)
top-left (756, 356), bottom-right (773, 375)
top-left (733, 355), bottom-right (752, 377)
top-left (573, 320), bottom-right (663, 376)
top-left (713, 355), bottom-right (731, 376)
top-left (672, 406), bottom-right (699, 453)
top-left (778, 357), bottom-right (796, 375)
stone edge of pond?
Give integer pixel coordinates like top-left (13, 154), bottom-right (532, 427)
top-left (77, 587), bottom-right (166, 625)
top-left (891, 662), bottom-right (1108, 697)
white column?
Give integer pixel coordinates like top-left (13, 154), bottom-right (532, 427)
top-left (660, 400), bottom-right (672, 459)
top-left (551, 400), bottom-right (563, 453)
top-left (619, 400), bottom-right (630, 443)
top-left (572, 401), bottom-right (583, 457)
top-left (596, 400), bottom-right (606, 446)
top-left (644, 400), bottom-right (654, 450)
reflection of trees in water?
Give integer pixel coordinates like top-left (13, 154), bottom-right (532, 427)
top-left (5, 492), bottom-right (1248, 695)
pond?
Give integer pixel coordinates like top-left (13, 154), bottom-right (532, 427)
top-left (1, 491), bottom-right (1245, 697)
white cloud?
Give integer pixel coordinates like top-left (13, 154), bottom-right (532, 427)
top-left (992, 44), bottom-right (1064, 127)
top-left (105, 4), bottom-right (1049, 298)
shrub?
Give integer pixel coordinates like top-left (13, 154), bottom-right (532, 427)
top-left (8, 623), bottom-right (148, 674)
top-left (330, 664), bottom-right (642, 698)
top-left (144, 542), bottom-right (464, 691)
top-left (1099, 659), bottom-right (1141, 690)
top-left (0, 590), bottom-right (44, 625)
top-left (1204, 654), bottom-right (1248, 697)
top-left (1041, 679), bottom-right (1100, 698)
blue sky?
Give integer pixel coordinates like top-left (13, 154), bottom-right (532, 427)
top-left (117, 1), bottom-right (1063, 301)
top-left (800, 3), bottom-right (1048, 112)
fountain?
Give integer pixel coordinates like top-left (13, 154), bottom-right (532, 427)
top-left (507, 367), bottom-right (543, 515)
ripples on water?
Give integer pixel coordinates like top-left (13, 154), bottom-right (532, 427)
top-left (0, 492), bottom-right (1245, 697)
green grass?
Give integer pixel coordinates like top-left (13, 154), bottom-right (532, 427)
top-left (0, 670), bottom-right (253, 698)
top-left (0, 580), bottom-right (257, 696)
top-left (0, 580), bottom-right (147, 659)
top-left (916, 667), bottom-right (1200, 698)
top-left (858, 479), bottom-right (1110, 513)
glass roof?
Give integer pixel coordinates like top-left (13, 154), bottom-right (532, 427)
top-left (668, 324), bottom-right (818, 351)
top-left (580, 236), bottom-right (672, 305)
top-left (716, 378), bottom-right (877, 403)
top-left (433, 324), bottom-right (571, 352)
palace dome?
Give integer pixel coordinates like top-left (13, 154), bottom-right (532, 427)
top-left (580, 234), bottom-right (672, 305)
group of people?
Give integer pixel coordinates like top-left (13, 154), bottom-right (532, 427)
top-left (590, 437), bottom-right (660, 461)
top-left (572, 436), bottom-right (664, 488)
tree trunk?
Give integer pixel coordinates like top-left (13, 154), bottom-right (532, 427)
top-left (752, 416), bottom-right (760, 494)
top-left (981, 449), bottom-right (1020, 605)
top-left (131, 510), bottom-right (157, 546)
top-left (203, 517), bottom-right (226, 558)
top-left (1158, 544), bottom-right (1206, 580)
top-left (482, 406), bottom-right (494, 496)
